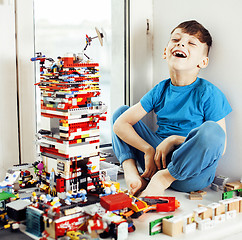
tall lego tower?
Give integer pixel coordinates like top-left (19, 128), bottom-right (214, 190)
top-left (32, 52), bottom-right (107, 195)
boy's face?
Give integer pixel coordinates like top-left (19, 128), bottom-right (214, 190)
top-left (163, 28), bottom-right (209, 72)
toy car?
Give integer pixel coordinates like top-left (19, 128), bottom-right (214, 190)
top-left (66, 231), bottom-right (82, 240)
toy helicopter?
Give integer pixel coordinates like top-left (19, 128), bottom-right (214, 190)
top-left (83, 27), bottom-right (104, 59)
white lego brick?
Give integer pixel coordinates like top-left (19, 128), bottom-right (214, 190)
top-left (59, 126), bottom-right (69, 131)
top-left (41, 109), bottom-right (69, 117)
top-left (40, 141), bottom-right (99, 158)
top-left (214, 214), bottom-right (226, 224)
top-left (165, 216), bottom-right (183, 223)
top-left (58, 143), bottom-right (99, 158)
top-left (207, 202), bottom-right (223, 220)
top-left (226, 210), bottom-right (237, 220)
top-left (183, 222), bottom-right (196, 234)
top-left (207, 202), bottom-right (221, 210)
top-left (117, 222), bottom-right (128, 240)
top-left (197, 218), bottom-right (215, 231)
top-left (41, 105), bottom-right (106, 120)
top-left (87, 156), bottom-right (100, 173)
top-left (43, 156), bottom-right (57, 174)
top-left (68, 117), bottom-right (96, 124)
top-left (219, 199), bottom-right (234, 205)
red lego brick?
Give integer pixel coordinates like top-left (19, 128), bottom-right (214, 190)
top-left (100, 193), bottom-right (132, 211)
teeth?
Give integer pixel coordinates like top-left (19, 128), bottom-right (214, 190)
top-left (173, 51), bottom-right (186, 58)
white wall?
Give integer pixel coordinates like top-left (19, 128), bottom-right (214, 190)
top-left (0, 0), bottom-right (19, 178)
top-left (153, 0), bottom-right (241, 181)
top-left (15, 0), bottom-right (36, 165)
top-left (0, 0), bottom-right (38, 179)
top-left (130, 0), bottom-right (154, 126)
top-left (111, 0), bottom-right (125, 113)
top-left (130, 0), bottom-right (242, 181)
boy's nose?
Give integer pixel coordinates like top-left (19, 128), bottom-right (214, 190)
top-left (177, 43), bottom-right (185, 47)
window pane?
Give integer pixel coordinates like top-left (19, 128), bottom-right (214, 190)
top-left (34, 0), bottom-right (112, 144)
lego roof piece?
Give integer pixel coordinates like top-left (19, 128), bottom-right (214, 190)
top-left (100, 192), bottom-right (132, 211)
top-left (206, 202), bottom-right (222, 210)
top-left (6, 199), bottom-right (32, 210)
top-left (225, 181), bottom-right (242, 190)
top-left (0, 191), bottom-right (16, 201)
top-left (193, 206), bottom-right (208, 214)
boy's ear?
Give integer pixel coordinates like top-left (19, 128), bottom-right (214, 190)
top-left (198, 57), bottom-right (209, 69)
top-left (163, 48), bottom-right (167, 59)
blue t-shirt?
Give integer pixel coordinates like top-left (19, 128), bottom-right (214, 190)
top-left (140, 77), bottom-right (232, 138)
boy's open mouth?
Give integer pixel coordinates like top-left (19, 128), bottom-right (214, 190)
top-left (172, 50), bottom-right (187, 58)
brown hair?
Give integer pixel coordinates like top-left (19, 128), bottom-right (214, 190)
top-left (171, 20), bottom-right (212, 55)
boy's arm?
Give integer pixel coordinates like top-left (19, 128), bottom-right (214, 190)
top-left (113, 102), bottom-right (157, 178)
top-left (216, 118), bottom-right (227, 156)
top-left (155, 118), bottom-right (228, 169)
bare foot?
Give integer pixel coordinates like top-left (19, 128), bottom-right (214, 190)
top-left (125, 174), bottom-right (148, 196)
top-left (139, 169), bottom-right (176, 197)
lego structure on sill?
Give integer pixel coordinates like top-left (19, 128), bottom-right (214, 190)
top-left (32, 51), bottom-right (107, 196)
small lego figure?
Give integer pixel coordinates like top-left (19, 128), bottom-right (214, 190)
top-left (31, 192), bottom-right (38, 203)
top-left (77, 189), bottom-right (87, 202)
top-left (110, 184), bottom-right (117, 194)
top-left (100, 186), bottom-right (111, 197)
top-left (39, 194), bottom-right (47, 204)
top-left (51, 56), bottom-right (63, 73)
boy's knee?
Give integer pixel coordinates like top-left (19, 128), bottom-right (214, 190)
top-left (112, 105), bottom-right (129, 124)
top-left (197, 121), bottom-right (225, 147)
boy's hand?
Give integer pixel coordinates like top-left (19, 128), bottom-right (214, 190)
top-left (154, 137), bottom-right (176, 170)
top-left (141, 147), bottom-right (157, 179)
top-left (154, 135), bottom-right (186, 170)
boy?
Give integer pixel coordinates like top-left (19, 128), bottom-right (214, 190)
top-left (112, 20), bottom-right (232, 196)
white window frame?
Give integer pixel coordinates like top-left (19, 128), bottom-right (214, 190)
top-left (14, 0), bottom-right (129, 164)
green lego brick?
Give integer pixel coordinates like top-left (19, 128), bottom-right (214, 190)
top-left (149, 215), bottom-right (173, 236)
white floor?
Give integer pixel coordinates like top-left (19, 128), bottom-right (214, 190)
top-left (21, 174), bottom-right (242, 240)
top-left (117, 176), bottom-right (242, 240)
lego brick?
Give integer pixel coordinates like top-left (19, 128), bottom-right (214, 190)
top-left (149, 215), bottom-right (173, 235)
top-left (100, 193), bottom-right (132, 211)
top-left (53, 212), bottom-right (88, 239)
top-left (183, 222), bottom-right (196, 234)
top-left (40, 143), bottom-right (99, 159)
top-left (235, 197), bottom-right (242, 212)
top-left (193, 207), bottom-right (209, 222)
top-left (162, 217), bottom-right (183, 237)
top-left (6, 199), bottom-right (32, 221)
top-left (214, 214), bottom-right (226, 224)
top-left (197, 218), bottom-right (215, 231)
top-left (213, 175), bottom-right (229, 186)
top-left (225, 210), bottom-right (237, 220)
top-left (225, 181), bottom-right (242, 191)
top-left (227, 198), bottom-right (240, 213)
top-left (189, 192), bottom-right (203, 200)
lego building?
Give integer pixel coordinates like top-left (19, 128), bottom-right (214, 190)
top-left (33, 53), bottom-right (107, 195)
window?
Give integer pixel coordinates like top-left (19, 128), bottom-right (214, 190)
top-left (33, 0), bottom-right (125, 146)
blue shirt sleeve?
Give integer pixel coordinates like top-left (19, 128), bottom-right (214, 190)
top-left (140, 86), bottom-right (156, 113)
top-left (140, 80), bottom-right (168, 113)
top-left (202, 84), bottom-right (232, 121)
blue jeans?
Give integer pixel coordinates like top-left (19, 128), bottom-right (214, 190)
top-left (111, 105), bottom-right (226, 192)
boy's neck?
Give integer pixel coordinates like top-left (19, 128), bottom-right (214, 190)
top-left (170, 70), bottom-right (198, 86)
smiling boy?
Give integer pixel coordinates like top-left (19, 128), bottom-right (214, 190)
top-left (112, 20), bottom-right (232, 196)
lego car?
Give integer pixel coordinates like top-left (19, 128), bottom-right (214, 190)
top-left (66, 231), bottom-right (82, 240)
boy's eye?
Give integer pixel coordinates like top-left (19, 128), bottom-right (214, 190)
top-left (171, 39), bottom-right (179, 42)
top-left (189, 42), bottom-right (196, 46)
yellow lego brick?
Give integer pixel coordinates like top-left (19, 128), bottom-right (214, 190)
top-left (81, 134), bottom-right (89, 138)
